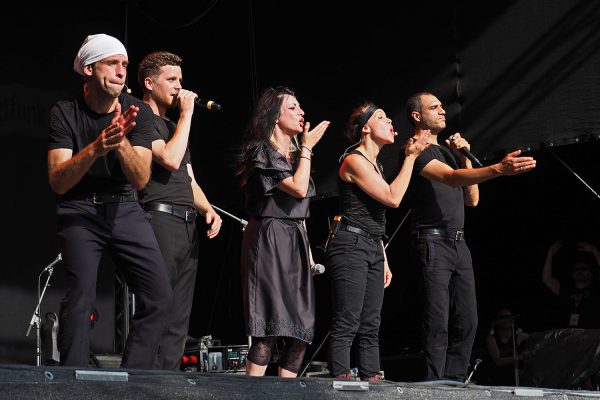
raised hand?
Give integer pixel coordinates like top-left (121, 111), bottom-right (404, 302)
top-left (301, 120), bottom-right (330, 151)
top-left (91, 103), bottom-right (141, 156)
top-left (445, 132), bottom-right (471, 160)
top-left (113, 103), bottom-right (139, 136)
top-left (177, 88), bottom-right (197, 116)
top-left (405, 130), bottom-right (431, 157)
top-left (547, 241), bottom-right (563, 257)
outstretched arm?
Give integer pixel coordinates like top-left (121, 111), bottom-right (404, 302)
top-left (421, 149), bottom-right (536, 190)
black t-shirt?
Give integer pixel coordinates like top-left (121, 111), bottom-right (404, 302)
top-left (559, 285), bottom-right (600, 329)
top-left (409, 144), bottom-right (465, 230)
top-left (338, 150), bottom-right (386, 236)
top-left (139, 115), bottom-right (194, 207)
top-left (48, 93), bottom-right (154, 199)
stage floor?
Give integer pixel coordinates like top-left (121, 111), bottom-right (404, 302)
top-left (2, 364), bottom-right (600, 399)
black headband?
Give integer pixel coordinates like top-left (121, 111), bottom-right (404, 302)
top-left (354, 104), bottom-right (379, 139)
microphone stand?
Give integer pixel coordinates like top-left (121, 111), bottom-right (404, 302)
top-left (211, 204), bottom-right (248, 231)
top-left (464, 358), bottom-right (482, 385)
top-left (548, 149), bottom-right (600, 200)
top-left (208, 204), bottom-right (250, 349)
top-left (298, 329), bottom-right (331, 377)
top-left (26, 254), bottom-right (62, 366)
top-left (511, 318), bottom-right (520, 386)
top-left (384, 209), bottom-right (411, 250)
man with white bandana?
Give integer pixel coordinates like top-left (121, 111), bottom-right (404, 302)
top-left (48, 33), bottom-right (172, 368)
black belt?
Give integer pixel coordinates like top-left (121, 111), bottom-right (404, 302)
top-left (144, 202), bottom-right (197, 222)
top-left (415, 228), bottom-right (465, 241)
top-left (339, 222), bottom-right (382, 242)
top-left (278, 218), bottom-right (305, 225)
top-left (86, 192), bottom-right (138, 204)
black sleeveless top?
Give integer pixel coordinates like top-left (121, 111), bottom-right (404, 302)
top-left (338, 150), bottom-right (386, 236)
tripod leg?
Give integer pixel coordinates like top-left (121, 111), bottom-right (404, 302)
top-left (298, 329), bottom-right (331, 377)
top-left (89, 352), bottom-right (103, 368)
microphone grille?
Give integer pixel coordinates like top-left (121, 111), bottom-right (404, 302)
top-left (313, 264), bottom-right (325, 274)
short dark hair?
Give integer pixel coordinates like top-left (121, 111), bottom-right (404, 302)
top-left (137, 51), bottom-right (183, 90)
top-left (405, 91), bottom-right (432, 127)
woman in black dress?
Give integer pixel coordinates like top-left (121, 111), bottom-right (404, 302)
top-left (238, 86), bottom-right (329, 377)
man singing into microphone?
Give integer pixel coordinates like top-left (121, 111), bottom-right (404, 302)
top-left (405, 92), bottom-right (536, 382)
top-left (137, 51), bottom-right (222, 371)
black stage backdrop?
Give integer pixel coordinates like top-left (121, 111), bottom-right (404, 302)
top-left (0, 1), bottom-right (598, 380)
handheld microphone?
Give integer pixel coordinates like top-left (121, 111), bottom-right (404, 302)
top-left (449, 133), bottom-right (483, 168)
top-left (311, 263), bottom-right (325, 275)
top-left (44, 254), bottom-right (62, 272)
top-left (195, 97), bottom-right (222, 111)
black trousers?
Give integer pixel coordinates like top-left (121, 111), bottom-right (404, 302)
top-left (326, 230), bottom-right (384, 378)
top-left (148, 208), bottom-right (199, 371)
top-left (412, 234), bottom-right (477, 381)
top-left (56, 200), bottom-right (172, 369)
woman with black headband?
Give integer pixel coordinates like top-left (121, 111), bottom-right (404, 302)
top-left (325, 102), bottom-right (429, 381)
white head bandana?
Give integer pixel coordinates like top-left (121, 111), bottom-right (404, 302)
top-left (73, 34), bottom-right (128, 76)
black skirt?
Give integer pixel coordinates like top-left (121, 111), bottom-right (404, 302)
top-left (241, 217), bottom-right (315, 343)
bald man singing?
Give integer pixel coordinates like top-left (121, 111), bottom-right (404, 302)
top-left (47, 34), bottom-right (172, 369)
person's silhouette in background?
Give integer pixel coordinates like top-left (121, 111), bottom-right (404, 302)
top-left (542, 241), bottom-right (600, 329)
top-left (484, 308), bottom-right (529, 386)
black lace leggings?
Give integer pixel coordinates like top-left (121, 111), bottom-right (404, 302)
top-left (247, 336), bottom-right (307, 374)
